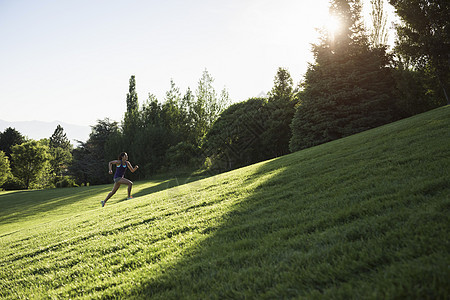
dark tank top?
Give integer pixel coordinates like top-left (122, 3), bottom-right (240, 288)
top-left (114, 162), bottom-right (127, 179)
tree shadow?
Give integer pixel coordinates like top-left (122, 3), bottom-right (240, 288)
top-left (128, 157), bottom-right (309, 298)
top-left (125, 124), bottom-right (449, 298)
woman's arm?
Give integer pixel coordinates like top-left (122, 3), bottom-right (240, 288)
top-left (108, 160), bottom-right (120, 174)
top-left (126, 161), bottom-right (139, 173)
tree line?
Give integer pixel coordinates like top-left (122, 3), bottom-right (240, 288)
top-left (1, 0), bottom-right (448, 190)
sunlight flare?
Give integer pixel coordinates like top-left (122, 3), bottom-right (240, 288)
top-left (324, 14), bottom-right (342, 36)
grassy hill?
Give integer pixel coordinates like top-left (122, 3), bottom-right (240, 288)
top-left (1, 106), bottom-right (449, 299)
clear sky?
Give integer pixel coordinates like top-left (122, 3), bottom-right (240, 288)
top-left (0, 0), bottom-right (396, 127)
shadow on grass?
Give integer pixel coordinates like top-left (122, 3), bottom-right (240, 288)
top-left (129, 156), bottom-right (331, 298)
top-left (127, 108), bottom-right (450, 298)
top-left (129, 156), bottom-right (330, 297)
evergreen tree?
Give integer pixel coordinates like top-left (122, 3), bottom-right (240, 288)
top-left (290, 0), bottom-right (397, 152)
top-left (264, 68), bottom-right (297, 157)
top-left (49, 125), bottom-right (72, 181)
top-left (49, 125), bottom-right (71, 150)
top-left (0, 127), bottom-right (25, 158)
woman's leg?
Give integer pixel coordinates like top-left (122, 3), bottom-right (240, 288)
top-left (104, 181), bottom-right (121, 203)
top-left (118, 178), bottom-right (133, 198)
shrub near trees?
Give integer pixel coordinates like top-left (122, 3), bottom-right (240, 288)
top-left (202, 98), bottom-right (269, 171)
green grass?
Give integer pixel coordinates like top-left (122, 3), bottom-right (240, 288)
top-left (1, 106), bottom-right (449, 299)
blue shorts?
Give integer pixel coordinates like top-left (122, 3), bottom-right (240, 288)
top-left (114, 177), bottom-right (122, 183)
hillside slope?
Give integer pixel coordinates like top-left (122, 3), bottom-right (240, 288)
top-left (1, 106), bottom-right (449, 299)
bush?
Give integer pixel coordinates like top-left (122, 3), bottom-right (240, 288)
top-left (2, 176), bottom-right (25, 191)
top-left (165, 142), bottom-right (200, 170)
top-left (202, 98), bottom-right (269, 172)
top-left (56, 176), bottom-right (78, 188)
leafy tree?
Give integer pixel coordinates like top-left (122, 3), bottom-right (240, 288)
top-left (89, 119), bottom-right (122, 184)
top-left (264, 68), bottom-right (297, 157)
top-left (290, 0), bottom-right (397, 152)
top-left (97, 71), bottom-right (231, 176)
top-left (0, 127), bottom-right (25, 158)
top-left (392, 62), bottom-right (439, 117)
top-left (11, 141), bottom-right (50, 189)
top-left (70, 141), bottom-right (90, 186)
top-left (165, 142), bottom-right (200, 170)
top-left (136, 93), bottom-right (176, 174)
top-left (202, 98), bottom-right (268, 171)
top-left (162, 79), bottom-right (185, 141)
top-left (165, 79), bottom-right (182, 105)
top-left (369, 0), bottom-right (389, 47)
top-left (181, 87), bottom-right (197, 145)
top-left (70, 119), bottom-right (120, 185)
top-left (0, 151), bottom-right (11, 187)
top-left (389, 0), bottom-right (449, 104)
top-left (193, 69), bottom-right (230, 144)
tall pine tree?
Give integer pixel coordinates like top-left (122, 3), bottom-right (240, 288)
top-left (290, 0), bottom-right (397, 151)
top-left (49, 125), bottom-right (72, 182)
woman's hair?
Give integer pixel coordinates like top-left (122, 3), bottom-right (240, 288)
top-left (118, 152), bottom-right (127, 160)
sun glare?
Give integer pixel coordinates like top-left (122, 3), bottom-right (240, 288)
top-left (324, 14), bottom-right (342, 36)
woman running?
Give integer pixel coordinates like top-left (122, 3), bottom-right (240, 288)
top-left (101, 152), bottom-right (139, 207)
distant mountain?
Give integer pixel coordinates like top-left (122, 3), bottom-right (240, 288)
top-left (0, 120), bottom-right (90, 144)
